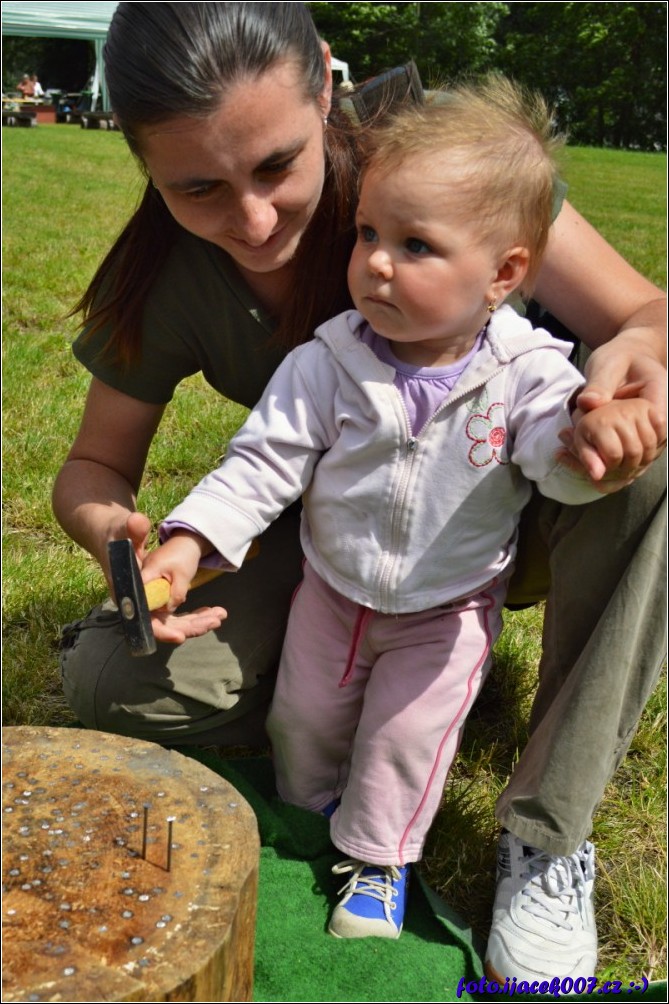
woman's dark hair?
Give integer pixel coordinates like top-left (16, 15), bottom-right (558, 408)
top-left (75, 2), bottom-right (359, 363)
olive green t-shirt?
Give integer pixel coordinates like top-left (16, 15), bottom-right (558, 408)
top-left (73, 231), bottom-right (289, 409)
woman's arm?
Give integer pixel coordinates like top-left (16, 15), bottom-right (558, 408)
top-left (535, 200), bottom-right (666, 357)
top-left (534, 200), bottom-right (666, 474)
top-left (53, 378), bottom-right (228, 641)
top-left (52, 378), bottom-right (165, 584)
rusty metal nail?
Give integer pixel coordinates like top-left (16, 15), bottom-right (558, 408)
top-left (141, 804), bottom-right (149, 859)
top-left (166, 816), bottom-right (176, 872)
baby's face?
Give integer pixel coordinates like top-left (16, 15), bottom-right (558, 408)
top-left (348, 157), bottom-right (503, 366)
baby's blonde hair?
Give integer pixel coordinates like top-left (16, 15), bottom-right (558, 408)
top-left (360, 75), bottom-right (564, 291)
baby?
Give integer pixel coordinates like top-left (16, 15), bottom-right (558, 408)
top-left (143, 76), bottom-right (650, 940)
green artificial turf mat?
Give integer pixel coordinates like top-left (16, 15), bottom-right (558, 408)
top-left (182, 753), bottom-right (667, 1003)
top-left (183, 752), bottom-right (483, 1002)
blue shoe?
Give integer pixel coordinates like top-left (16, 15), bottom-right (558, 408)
top-left (321, 798), bottom-right (341, 819)
top-left (328, 859), bottom-right (409, 939)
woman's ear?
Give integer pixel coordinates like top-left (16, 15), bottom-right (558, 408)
top-left (319, 40), bottom-right (334, 119)
top-left (487, 247), bottom-right (530, 304)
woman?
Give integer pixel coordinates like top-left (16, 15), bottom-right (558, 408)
top-left (54, 2), bottom-right (665, 981)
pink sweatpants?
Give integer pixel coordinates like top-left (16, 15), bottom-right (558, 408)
top-left (266, 562), bottom-right (506, 865)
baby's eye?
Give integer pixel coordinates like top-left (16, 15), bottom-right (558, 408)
top-left (405, 237), bottom-right (432, 254)
top-left (357, 224), bottom-right (378, 244)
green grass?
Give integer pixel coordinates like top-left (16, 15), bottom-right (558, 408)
top-left (559, 146), bottom-right (667, 288)
top-left (2, 126), bottom-right (250, 723)
top-left (2, 126), bottom-right (666, 985)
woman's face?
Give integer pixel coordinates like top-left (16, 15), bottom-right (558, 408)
top-left (138, 55), bottom-right (332, 278)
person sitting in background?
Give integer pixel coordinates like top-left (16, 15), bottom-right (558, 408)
top-left (16, 74), bottom-right (35, 98)
top-left (31, 75), bottom-right (45, 99)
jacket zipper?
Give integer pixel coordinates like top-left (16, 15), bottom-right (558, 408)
top-left (377, 370), bottom-right (501, 609)
top-left (378, 399), bottom-right (418, 608)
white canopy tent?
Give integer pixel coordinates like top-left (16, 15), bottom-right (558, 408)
top-left (2, 1), bottom-right (120, 110)
top-left (2, 2), bottom-right (349, 111)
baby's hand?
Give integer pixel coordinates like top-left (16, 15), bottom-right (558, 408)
top-left (557, 397), bottom-right (660, 493)
top-left (141, 531), bottom-right (227, 644)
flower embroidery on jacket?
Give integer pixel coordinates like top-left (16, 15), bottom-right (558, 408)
top-left (466, 402), bottom-right (509, 467)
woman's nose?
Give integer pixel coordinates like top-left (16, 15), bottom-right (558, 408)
top-left (233, 193), bottom-right (278, 245)
top-left (367, 248), bottom-right (393, 279)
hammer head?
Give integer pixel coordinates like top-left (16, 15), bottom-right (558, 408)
top-left (108, 539), bottom-right (157, 657)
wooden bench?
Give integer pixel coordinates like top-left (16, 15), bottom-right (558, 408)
top-left (80, 111), bottom-right (118, 130)
top-left (2, 108), bottom-right (37, 127)
top-left (56, 109), bottom-right (83, 125)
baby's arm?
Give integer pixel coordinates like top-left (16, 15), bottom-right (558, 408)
top-left (557, 395), bottom-right (660, 493)
top-left (140, 529), bottom-right (227, 644)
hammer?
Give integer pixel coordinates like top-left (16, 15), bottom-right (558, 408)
top-left (108, 538), bottom-right (255, 657)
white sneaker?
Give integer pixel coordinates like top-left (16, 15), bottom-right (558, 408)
top-left (485, 831), bottom-right (597, 982)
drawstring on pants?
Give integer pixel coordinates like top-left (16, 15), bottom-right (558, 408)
top-left (338, 605), bottom-right (374, 687)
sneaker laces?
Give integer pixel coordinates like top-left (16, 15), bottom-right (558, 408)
top-left (332, 859), bottom-right (401, 915)
top-left (519, 846), bottom-right (593, 932)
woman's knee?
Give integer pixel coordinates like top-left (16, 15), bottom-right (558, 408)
top-left (59, 510), bottom-right (305, 738)
top-left (60, 600), bottom-right (128, 729)
top-left (59, 600), bottom-right (232, 737)
top-left (60, 593), bottom-right (286, 741)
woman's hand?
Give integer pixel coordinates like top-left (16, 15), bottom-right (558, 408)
top-left (147, 604), bottom-right (228, 646)
top-left (124, 510), bottom-right (154, 565)
top-left (140, 530), bottom-right (227, 644)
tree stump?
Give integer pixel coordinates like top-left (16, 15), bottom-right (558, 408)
top-left (2, 727), bottom-right (260, 1002)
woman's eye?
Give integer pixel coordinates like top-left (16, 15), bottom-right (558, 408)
top-left (405, 237), bottom-right (431, 254)
top-left (185, 185), bottom-right (216, 201)
top-left (260, 158), bottom-right (295, 177)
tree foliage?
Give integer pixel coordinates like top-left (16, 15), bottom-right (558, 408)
top-left (496, 2), bottom-right (667, 149)
top-left (3, 4), bottom-right (665, 148)
top-left (309, 1), bottom-right (666, 149)
top-left (309, 1), bottom-right (507, 82)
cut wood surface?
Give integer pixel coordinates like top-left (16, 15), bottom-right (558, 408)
top-left (2, 727), bottom-right (260, 1002)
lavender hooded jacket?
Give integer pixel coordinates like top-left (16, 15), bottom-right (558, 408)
top-left (163, 306), bottom-right (601, 614)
